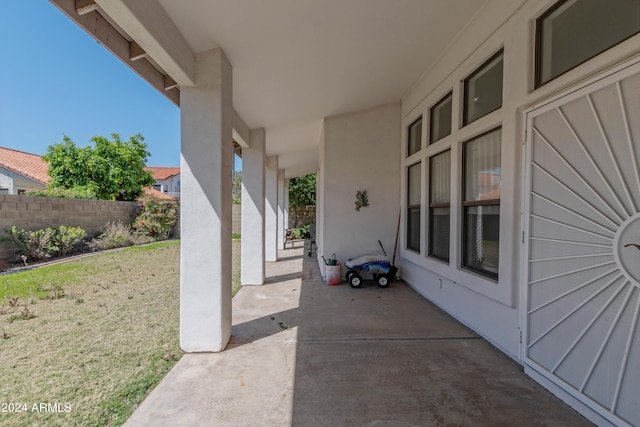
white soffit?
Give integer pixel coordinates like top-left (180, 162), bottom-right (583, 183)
top-left (157, 0), bottom-right (484, 162)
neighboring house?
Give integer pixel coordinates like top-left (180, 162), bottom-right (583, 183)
top-left (46, 1), bottom-right (640, 424)
top-left (0, 146), bottom-right (172, 200)
top-left (145, 166), bottom-right (180, 199)
top-left (0, 147), bottom-right (48, 194)
top-left (142, 186), bottom-right (175, 201)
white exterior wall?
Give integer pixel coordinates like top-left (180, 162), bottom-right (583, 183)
top-left (318, 103), bottom-right (400, 274)
top-left (399, 0), bottom-right (640, 361)
top-left (0, 167), bottom-right (45, 194)
top-left (154, 174), bottom-right (181, 196)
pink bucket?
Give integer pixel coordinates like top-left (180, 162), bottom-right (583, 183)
top-left (325, 264), bottom-right (341, 286)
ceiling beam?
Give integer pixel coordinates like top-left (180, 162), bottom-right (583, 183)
top-left (164, 87), bottom-right (180, 105)
top-left (129, 40), bottom-right (148, 61)
top-left (93, 0), bottom-right (196, 87)
top-left (49, 0), bottom-right (179, 106)
top-left (75, 0), bottom-right (98, 15)
top-left (233, 111), bottom-right (250, 148)
top-left (164, 75), bottom-right (178, 91)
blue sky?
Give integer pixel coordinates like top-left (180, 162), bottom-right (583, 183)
top-left (0, 1), bottom-right (182, 167)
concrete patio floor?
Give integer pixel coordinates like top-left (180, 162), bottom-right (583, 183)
top-left (125, 241), bottom-right (592, 427)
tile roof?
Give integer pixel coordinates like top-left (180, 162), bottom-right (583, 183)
top-left (0, 147), bottom-right (49, 184)
top-left (145, 166), bottom-right (180, 181)
top-left (143, 187), bottom-right (176, 200)
top-left (0, 147), bottom-right (177, 200)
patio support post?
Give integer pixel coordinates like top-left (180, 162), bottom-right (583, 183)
top-left (179, 48), bottom-right (233, 352)
top-left (284, 179), bottom-right (290, 232)
top-left (241, 128), bottom-right (266, 285)
top-left (265, 156), bottom-right (279, 261)
top-left (277, 170), bottom-right (286, 250)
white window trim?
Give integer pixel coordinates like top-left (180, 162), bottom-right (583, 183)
top-left (426, 146), bottom-right (452, 264)
top-left (401, 47), bottom-right (513, 307)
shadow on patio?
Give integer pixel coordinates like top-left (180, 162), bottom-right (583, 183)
top-left (125, 241), bottom-right (591, 427)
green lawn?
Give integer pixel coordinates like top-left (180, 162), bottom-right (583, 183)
top-left (0, 238), bottom-right (243, 427)
top-left (0, 241), bottom-right (181, 426)
top-left (232, 238), bottom-right (241, 296)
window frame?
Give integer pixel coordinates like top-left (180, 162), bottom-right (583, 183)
top-left (462, 50), bottom-right (504, 126)
top-left (429, 91), bottom-right (453, 144)
top-left (535, 0), bottom-right (640, 87)
top-left (428, 149), bottom-right (451, 263)
top-left (406, 162), bottom-right (421, 253)
top-left (407, 116), bottom-right (422, 157)
top-left (461, 127), bottom-right (501, 280)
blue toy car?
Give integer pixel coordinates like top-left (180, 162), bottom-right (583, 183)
top-left (345, 254), bottom-right (398, 288)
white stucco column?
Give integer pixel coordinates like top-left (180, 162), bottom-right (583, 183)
top-left (284, 179), bottom-right (290, 231)
top-left (277, 169), bottom-right (286, 250)
top-left (265, 156), bottom-right (278, 261)
top-left (180, 48), bottom-right (233, 353)
top-left (241, 128), bottom-right (265, 285)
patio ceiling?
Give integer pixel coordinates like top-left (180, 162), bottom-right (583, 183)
top-left (52, 0), bottom-right (485, 177)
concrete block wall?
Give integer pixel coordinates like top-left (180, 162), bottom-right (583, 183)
top-left (0, 194), bottom-right (138, 262)
top-left (232, 204), bottom-right (241, 235)
top-left (289, 205), bottom-right (316, 228)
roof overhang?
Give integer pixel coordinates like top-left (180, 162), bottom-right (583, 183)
top-left (49, 0), bottom-right (486, 178)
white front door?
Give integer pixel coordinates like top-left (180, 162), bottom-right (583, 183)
top-left (523, 61), bottom-right (640, 426)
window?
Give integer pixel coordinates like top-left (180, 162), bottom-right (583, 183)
top-left (536, 0), bottom-right (640, 87)
top-left (407, 117), bottom-right (422, 156)
top-left (428, 150), bottom-right (450, 262)
top-left (462, 128), bottom-right (501, 279)
top-left (407, 162), bottom-right (421, 252)
top-left (463, 51), bottom-right (503, 126)
top-left (0, 188), bottom-right (8, 195)
top-left (430, 92), bottom-right (452, 144)
top-left (17, 190), bottom-right (26, 195)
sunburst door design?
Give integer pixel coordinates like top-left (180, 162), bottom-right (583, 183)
top-left (524, 63), bottom-right (640, 426)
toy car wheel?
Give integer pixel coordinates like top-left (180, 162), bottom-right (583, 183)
top-left (349, 273), bottom-right (363, 288)
top-left (375, 274), bottom-right (390, 288)
top-left (346, 270), bottom-right (356, 282)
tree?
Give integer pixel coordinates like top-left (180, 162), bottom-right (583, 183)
top-left (288, 173), bottom-right (316, 207)
top-left (44, 133), bottom-right (155, 201)
top-left (232, 171), bottom-right (242, 204)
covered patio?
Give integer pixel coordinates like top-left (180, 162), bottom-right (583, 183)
top-left (125, 242), bottom-right (589, 426)
top-left (49, 1), bottom-right (640, 424)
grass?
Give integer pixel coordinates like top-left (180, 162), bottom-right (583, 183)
top-left (0, 240), bottom-right (181, 427)
top-left (0, 238), bottom-right (242, 426)
top-left (232, 238), bottom-right (241, 297)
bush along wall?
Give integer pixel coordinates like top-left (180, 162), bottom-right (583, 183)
top-left (4, 226), bottom-right (87, 262)
top-left (132, 196), bottom-right (179, 241)
top-left (0, 194), bottom-right (178, 267)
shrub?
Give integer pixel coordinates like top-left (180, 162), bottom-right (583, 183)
top-left (133, 197), bottom-right (178, 241)
top-left (88, 221), bottom-right (135, 251)
top-left (4, 226), bottom-right (87, 261)
top-left (290, 224), bottom-right (311, 239)
top-left (25, 186), bottom-right (98, 199)
top-left (58, 225), bottom-right (87, 256)
top-left (5, 226), bottom-right (60, 261)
